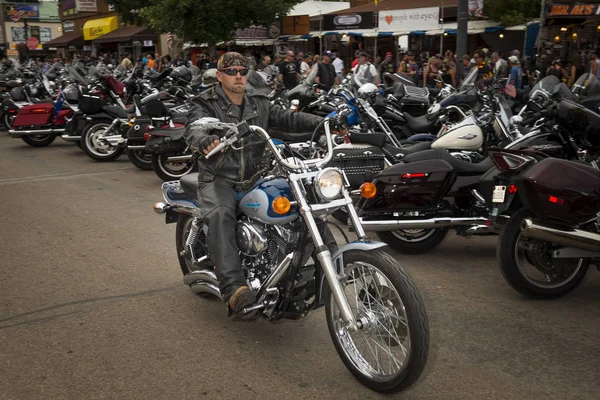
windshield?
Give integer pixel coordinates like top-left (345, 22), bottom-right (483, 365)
top-left (305, 63), bottom-right (318, 86)
top-left (531, 75), bottom-right (560, 95)
top-left (65, 65), bottom-right (88, 86)
top-left (459, 67), bottom-right (478, 90)
top-left (572, 73), bottom-right (600, 98)
top-left (247, 70), bottom-right (272, 96)
top-left (553, 82), bottom-right (576, 101)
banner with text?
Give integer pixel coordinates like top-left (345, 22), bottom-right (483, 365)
top-left (468, 0), bottom-right (484, 18)
top-left (378, 7), bottom-right (440, 32)
top-left (324, 12), bottom-right (373, 31)
top-left (4, 4), bottom-right (40, 20)
top-left (546, 2), bottom-right (600, 18)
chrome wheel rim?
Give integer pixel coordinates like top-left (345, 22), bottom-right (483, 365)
top-left (86, 124), bottom-right (117, 157)
top-left (131, 149), bottom-right (152, 163)
top-left (514, 232), bottom-right (583, 289)
top-left (331, 262), bottom-right (410, 381)
top-left (391, 229), bottom-right (436, 243)
top-left (158, 154), bottom-right (194, 178)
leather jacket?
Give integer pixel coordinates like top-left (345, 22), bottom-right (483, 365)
top-left (184, 83), bottom-right (323, 183)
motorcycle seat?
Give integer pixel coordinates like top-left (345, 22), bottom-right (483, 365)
top-left (31, 98), bottom-right (53, 104)
top-left (172, 117), bottom-right (187, 125)
top-left (349, 131), bottom-right (387, 147)
top-left (180, 173), bottom-right (199, 197)
top-left (152, 126), bottom-right (186, 141)
top-left (382, 141), bottom-right (432, 163)
top-left (403, 112), bottom-right (437, 133)
top-left (104, 105), bottom-right (129, 119)
top-left (403, 148), bottom-right (493, 176)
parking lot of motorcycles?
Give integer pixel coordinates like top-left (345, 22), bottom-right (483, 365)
top-left (2, 56), bottom-right (599, 393)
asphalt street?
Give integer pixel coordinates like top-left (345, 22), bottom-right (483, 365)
top-left (0, 133), bottom-right (598, 400)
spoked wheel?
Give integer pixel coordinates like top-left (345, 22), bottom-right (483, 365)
top-left (151, 153), bottom-right (196, 182)
top-left (325, 250), bottom-right (429, 393)
top-left (21, 134), bottom-right (57, 147)
top-left (377, 228), bottom-right (448, 254)
top-left (498, 209), bottom-right (589, 298)
top-left (127, 149), bottom-right (153, 170)
top-left (4, 113), bottom-right (16, 129)
top-left (81, 122), bottom-right (125, 162)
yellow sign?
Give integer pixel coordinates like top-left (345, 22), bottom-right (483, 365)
top-left (7, 49), bottom-right (18, 56)
top-left (9, 43), bottom-right (16, 49)
top-left (83, 16), bottom-right (118, 40)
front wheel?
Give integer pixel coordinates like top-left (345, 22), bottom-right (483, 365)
top-left (377, 228), bottom-right (448, 254)
top-left (81, 121), bottom-right (124, 162)
top-left (325, 250), bottom-right (429, 393)
top-left (497, 209), bottom-right (589, 299)
top-left (151, 153), bottom-right (196, 182)
top-left (21, 134), bottom-right (57, 147)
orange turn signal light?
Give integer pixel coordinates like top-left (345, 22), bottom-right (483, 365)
top-left (360, 182), bottom-right (377, 199)
top-left (272, 196), bottom-right (291, 215)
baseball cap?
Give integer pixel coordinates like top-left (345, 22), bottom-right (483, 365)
top-left (386, 52), bottom-right (393, 56)
top-left (217, 52), bottom-right (248, 70)
top-left (323, 50), bottom-right (333, 57)
top-left (508, 55), bottom-right (520, 64)
top-left (461, 54), bottom-right (471, 61)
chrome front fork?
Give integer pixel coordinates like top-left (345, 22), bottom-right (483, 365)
top-left (289, 176), bottom-right (363, 332)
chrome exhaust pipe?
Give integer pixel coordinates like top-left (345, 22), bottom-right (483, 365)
top-left (190, 282), bottom-right (222, 300)
top-left (521, 218), bottom-right (600, 253)
top-left (183, 269), bottom-right (219, 287)
top-left (358, 217), bottom-right (489, 232)
top-left (166, 155), bottom-right (192, 162)
top-left (9, 128), bottom-right (66, 137)
top-left (127, 145), bottom-right (146, 150)
top-left (61, 134), bottom-right (81, 142)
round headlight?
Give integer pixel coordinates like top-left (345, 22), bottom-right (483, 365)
top-left (315, 168), bottom-right (343, 200)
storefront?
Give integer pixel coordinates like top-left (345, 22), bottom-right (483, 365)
top-left (92, 26), bottom-right (159, 60)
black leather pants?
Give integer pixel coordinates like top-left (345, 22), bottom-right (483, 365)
top-left (198, 179), bottom-right (338, 303)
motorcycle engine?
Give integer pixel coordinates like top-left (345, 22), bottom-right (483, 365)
top-left (236, 221), bottom-right (268, 257)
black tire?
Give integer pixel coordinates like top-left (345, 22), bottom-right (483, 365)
top-left (21, 134), bottom-right (57, 147)
top-left (377, 228), bottom-right (448, 254)
top-left (81, 121), bottom-right (125, 162)
top-left (151, 153), bottom-right (196, 182)
top-left (325, 249), bottom-right (429, 393)
top-left (497, 208), bottom-right (589, 299)
top-left (127, 149), bottom-right (153, 170)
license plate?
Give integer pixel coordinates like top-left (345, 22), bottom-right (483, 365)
top-left (492, 185), bottom-right (506, 203)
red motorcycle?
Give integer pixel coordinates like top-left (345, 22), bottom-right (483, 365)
top-left (8, 98), bottom-right (72, 147)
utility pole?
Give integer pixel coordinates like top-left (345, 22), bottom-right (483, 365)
top-left (0, 0), bottom-right (6, 58)
top-left (456, 0), bottom-right (468, 78)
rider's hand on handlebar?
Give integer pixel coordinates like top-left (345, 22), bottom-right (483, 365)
top-left (332, 127), bottom-right (349, 136)
top-left (201, 135), bottom-right (221, 155)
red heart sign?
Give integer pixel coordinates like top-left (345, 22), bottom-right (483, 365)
top-left (385, 15), bottom-right (393, 25)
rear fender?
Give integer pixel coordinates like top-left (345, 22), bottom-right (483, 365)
top-left (317, 241), bottom-right (388, 306)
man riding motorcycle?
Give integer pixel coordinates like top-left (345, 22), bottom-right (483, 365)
top-left (184, 52), bottom-right (337, 314)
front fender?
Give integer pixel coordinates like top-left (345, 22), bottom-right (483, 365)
top-left (317, 240), bottom-right (388, 307)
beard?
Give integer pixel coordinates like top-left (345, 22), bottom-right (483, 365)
top-left (223, 80), bottom-right (246, 94)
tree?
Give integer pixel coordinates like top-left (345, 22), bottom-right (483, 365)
top-left (108, 0), bottom-right (301, 54)
top-left (483, 0), bottom-right (542, 27)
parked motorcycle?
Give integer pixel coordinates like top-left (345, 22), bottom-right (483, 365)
top-left (486, 100), bottom-right (600, 298)
top-left (153, 114), bottom-right (429, 393)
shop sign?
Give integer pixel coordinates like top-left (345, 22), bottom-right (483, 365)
top-left (77, 0), bottom-right (97, 13)
top-left (324, 12), bottom-right (373, 31)
top-left (4, 4), bottom-right (40, 20)
top-left (63, 21), bottom-right (75, 32)
top-left (281, 15), bottom-right (310, 35)
top-left (7, 49), bottom-right (19, 57)
top-left (378, 7), bottom-right (440, 32)
top-left (235, 26), bottom-right (269, 39)
top-left (62, 0), bottom-right (77, 16)
top-left (40, 27), bottom-right (52, 43)
top-left (546, 2), bottom-right (600, 18)
top-left (11, 27), bottom-right (26, 42)
top-left (143, 40), bottom-right (153, 46)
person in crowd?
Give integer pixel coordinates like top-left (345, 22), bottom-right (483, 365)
top-left (146, 54), bottom-right (155, 69)
top-left (315, 51), bottom-right (339, 91)
top-left (312, 54), bottom-right (321, 64)
top-left (208, 56), bottom-right (218, 69)
top-left (460, 54), bottom-right (472, 83)
top-left (373, 55), bottom-right (382, 70)
top-left (331, 52), bottom-right (344, 81)
top-left (568, 52), bottom-right (585, 87)
top-left (295, 51), bottom-right (304, 70)
top-left (120, 53), bottom-right (133, 70)
top-left (547, 59), bottom-right (568, 81)
top-left (278, 50), bottom-right (300, 90)
top-left (161, 54), bottom-right (172, 71)
top-left (507, 55), bottom-right (523, 89)
top-left (590, 51), bottom-right (600, 77)
top-left (423, 56), bottom-right (442, 88)
top-left (101, 53), bottom-right (111, 65)
top-left (153, 53), bottom-right (161, 71)
top-left (473, 49), bottom-right (492, 79)
top-left (183, 52), bottom-right (334, 315)
top-left (492, 52), bottom-right (508, 78)
top-left (300, 53), bottom-right (313, 77)
top-left (442, 50), bottom-right (457, 87)
top-left (378, 52), bottom-right (397, 75)
top-left (244, 50), bottom-right (257, 71)
top-left (354, 52), bottom-right (380, 85)
top-left (257, 55), bottom-right (270, 71)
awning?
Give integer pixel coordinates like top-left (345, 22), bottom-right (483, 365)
top-left (506, 20), bottom-right (540, 31)
top-left (93, 26), bottom-right (157, 44)
top-left (42, 31), bottom-right (85, 48)
top-left (234, 39), bottom-right (275, 46)
top-left (83, 16), bottom-right (118, 40)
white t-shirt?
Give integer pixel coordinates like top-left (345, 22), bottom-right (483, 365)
top-left (354, 63), bottom-right (379, 84)
top-left (332, 57), bottom-right (344, 74)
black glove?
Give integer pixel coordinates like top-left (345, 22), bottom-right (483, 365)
top-left (199, 134), bottom-right (220, 153)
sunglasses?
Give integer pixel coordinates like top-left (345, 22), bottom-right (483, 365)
top-left (220, 68), bottom-right (249, 76)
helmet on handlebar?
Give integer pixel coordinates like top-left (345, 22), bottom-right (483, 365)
top-left (357, 82), bottom-right (379, 103)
